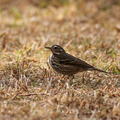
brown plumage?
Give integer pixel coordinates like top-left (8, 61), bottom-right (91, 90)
top-left (45, 44), bottom-right (107, 75)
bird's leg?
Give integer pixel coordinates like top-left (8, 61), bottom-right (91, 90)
top-left (71, 75), bottom-right (74, 79)
top-left (68, 75), bottom-right (75, 85)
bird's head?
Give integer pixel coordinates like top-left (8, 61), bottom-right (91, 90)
top-left (45, 44), bottom-right (65, 55)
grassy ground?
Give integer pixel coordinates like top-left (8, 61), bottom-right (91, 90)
top-left (0, 0), bottom-right (120, 119)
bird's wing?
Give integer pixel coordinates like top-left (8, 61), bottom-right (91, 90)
top-left (59, 53), bottom-right (94, 70)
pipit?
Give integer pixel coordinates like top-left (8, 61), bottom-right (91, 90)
top-left (45, 45), bottom-right (107, 76)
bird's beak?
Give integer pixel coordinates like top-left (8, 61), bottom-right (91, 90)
top-left (45, 47), bottom-right (52, 50)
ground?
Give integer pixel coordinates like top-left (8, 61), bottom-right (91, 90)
top-left (0, 0), bottom-right (120, 120)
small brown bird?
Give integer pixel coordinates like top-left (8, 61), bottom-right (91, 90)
top-left (45, 45), bottom-right (107, 76)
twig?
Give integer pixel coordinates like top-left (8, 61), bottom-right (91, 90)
top-left (19, 93), bottom-right (49, 96)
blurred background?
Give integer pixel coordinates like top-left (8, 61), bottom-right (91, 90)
top-left (0, 0), bottom-right (120, 47)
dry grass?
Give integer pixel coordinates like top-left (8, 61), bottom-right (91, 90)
top-left (0, 0), bottom-right (120, 119)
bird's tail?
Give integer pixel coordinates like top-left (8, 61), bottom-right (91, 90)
top-left (88, 67), bottom-right (108, 73)
top-left (93, 68), bottom-right (108, 73)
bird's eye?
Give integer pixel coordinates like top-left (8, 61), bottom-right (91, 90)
top-left (54, 46), bottom-right (57, 49)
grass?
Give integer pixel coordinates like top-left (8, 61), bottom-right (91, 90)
top-left (0, 0), bottom-right (120, 120)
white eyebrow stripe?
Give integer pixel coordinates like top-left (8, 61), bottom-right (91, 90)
top-left (54, 45), bottom-right (58, 48)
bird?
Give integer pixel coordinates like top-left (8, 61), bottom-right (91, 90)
top-left (45, 44), bottom-right (107, 76)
